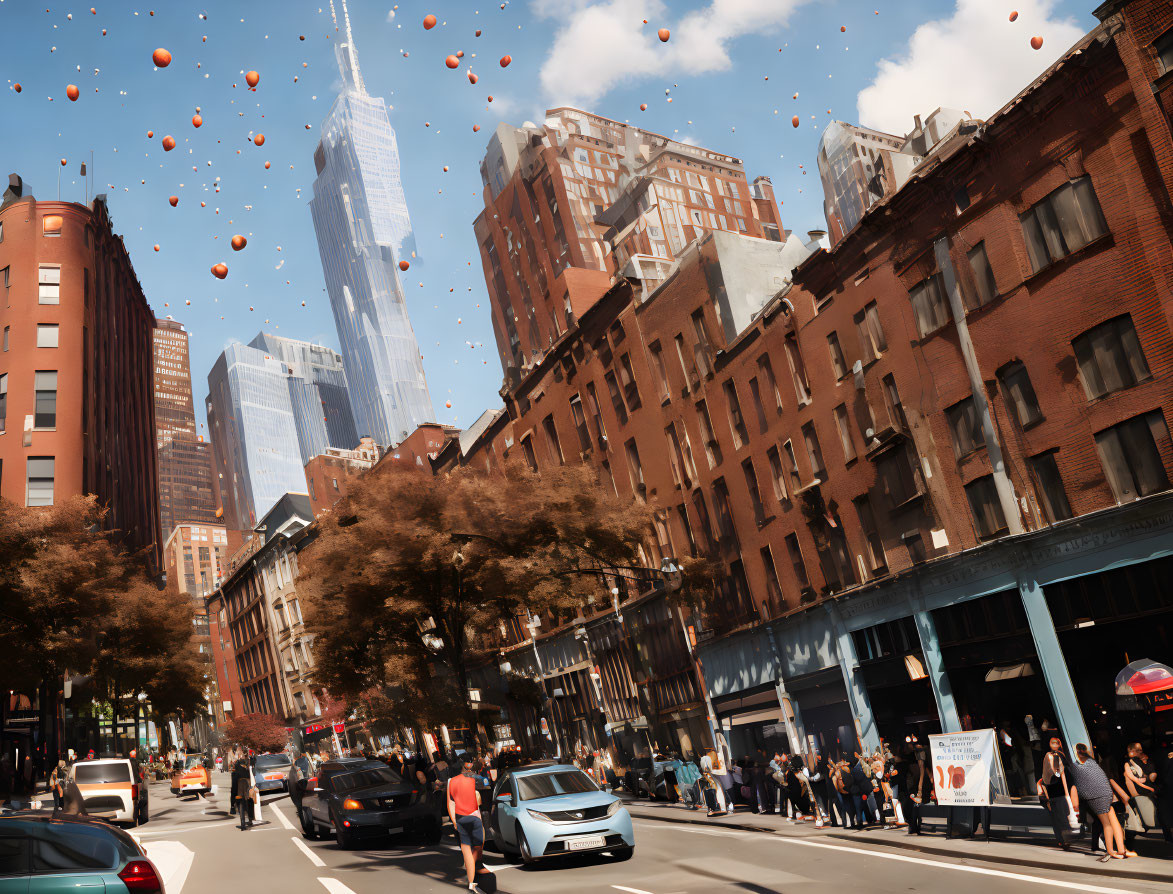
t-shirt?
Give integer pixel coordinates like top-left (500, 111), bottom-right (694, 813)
top-left (448, 773), bottom-right (478, 817)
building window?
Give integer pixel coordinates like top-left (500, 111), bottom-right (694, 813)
top-left (781, 439), bottom-right (802, 491)
top-left (625, 438), bottom-right (646, 500)
top-left (542, 414), bottom-right (564, 465)
top-left (38, 265), bottom-right (61, 305)
top-left (878, 443), bottom-right (925, 508)
top-left (696, 400), bottom-right (722, 467)
top-left (43, 215), bottom-right (63, 237)
top-left (604, 371), bottom-right (628, 425)
top-left (2, 326), bottom-right (7, 351)
top-left (742, 458), bottom-right (766, 524)
top-left (998, 361), bottom-right (1043, 428)
top-left (903, 531), bottom-right (927, 564)
top-left (760, 546), bottom-right (784, 611)
top-left (691, 309), bottom-right (714, 376)
top-left (1156, 26), bottom-right (1173, 73)
top-left (882, 374), bottom-right (907, 431)
top-left (520, 435), bottom-right (538, 472)
top-left (747, 377), bottom-right (768, 433)
top-left (617, 353), bottom-right (641, 411)
top-left (1072, 315), bottom-right (1151, 400)
top-left (692, 491), bottom-right (715, 550)
top-left (827, 331), bottom-right (848, 379)
top-left (802, 421), bottom-right (827, 480)
top-left (855, 301), bottom-right (887, 364)
top-left (815, 512), bottom-right (857, 592)
top-left (909, 273), bottom-right (950, 337)
top-left (36, 324), bottom-right (59, 348)
top-left (784, 533), bottom-right (811, 593)
top-left (585, 383), bottom-right (607, 445)
top-left (1019, 176), bottom-right (1108, 272)
top-left (665, 424), bottom-right (692, 489)
top-left (712, 478), bottom-right (737, 544)
top-left (674, 335), bottom-right (692, 388)
top-left (945, 396), bottom-right (985, 458)
top-left (965, 475), bottom-right (1008, 539)
top-left (34, 371), bottom-right (57, 429)
top-left (331, 477), bottom-right (339, 490)
top-left (308, 477), bottom-right (316, 500)
top-left (26, 457), bottom-right (54, 507)
top-left (854, 496), bottom-right (887, 575)
top-left (0, 373), bottom-right (6, 432)
top-left (833, 404), bottom-right (856, 462)
top-left (784, 335), bottom-right (811, 405)
top-left (650, 342), bottom-right (670, 401)
top-left (723, 381), bottom-right (749, 449)
top-left (757, 354), bottom-right (783, 412)
top-left (766, 446), bottom-right (789, 505)
top-left (966, 242), bottom-right (998, 307)
top-left (569, 395), bottom-right (591, 453)
top-left (1030, 451), bottom-right (1073, 523)
top-left (676, 503), bottom-right (699, 557)
top-left (1094, 410), bottom-right (1171, 503)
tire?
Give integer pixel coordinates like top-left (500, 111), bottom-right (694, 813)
top-left (300, 807), bottom-right (320, 840)
top-left (611, 845), bottom-right (634, 861)
top-left (519, 830), bottom-right (536, 864)
top-left (138, 802), bottom-right (149, 825)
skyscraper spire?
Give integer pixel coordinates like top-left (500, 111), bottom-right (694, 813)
top-left (329, 0), bottom-right (366, 96)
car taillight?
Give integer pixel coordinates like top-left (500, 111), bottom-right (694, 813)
top-left (341, 798), bottom-right (362, 810)
top-left (132, 783), bottom-right (139, 801)
top-left (119, 859), bottom-right (163, 892)
top-left (308, 777), bottom-right (317, 787)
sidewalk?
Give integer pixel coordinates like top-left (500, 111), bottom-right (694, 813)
top-left (619, 795), bottom-right (1172, 883)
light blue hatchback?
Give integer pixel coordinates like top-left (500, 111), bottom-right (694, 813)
top-left (488, 762), bottom-right (633, 863)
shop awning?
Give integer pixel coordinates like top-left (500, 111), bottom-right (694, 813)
top-left (727, 708), bottom-right (783, 727)
top-left (984, 663), bottom-right (1035, 682)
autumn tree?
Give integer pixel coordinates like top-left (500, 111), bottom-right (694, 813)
top-left (221, 713), bottom-right (289, 753)
top-left (298, 460), bottom-right (662, 738)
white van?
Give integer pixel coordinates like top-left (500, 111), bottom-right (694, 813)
top-left (71, 758), bottom-right (148, 825)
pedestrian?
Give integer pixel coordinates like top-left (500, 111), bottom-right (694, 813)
top-left (1070, 744), bottom-right (1131, 861)
top-left (447, 755), bottom-right (489, 894)
top-left (232, 759), bottom-right (255, 830)
top-left (698, 750), bottom-right (725, 816)
top-left (675, 757), bottom-right (702, 810)
top-left (1037, 736), bottom-right (1076, 850)
top-left (49, 760), bottom-right (68, 810)
top-left (885, 745), bottom-right (905, 826)
top-left (1123, 741), bottom-right (1162, 834)
top-left (849, 757), bottom-right (872, 829)
top-left (58, 776), bottom-right (87, 816)
top-left (900, 743), bottom-right (929, 835)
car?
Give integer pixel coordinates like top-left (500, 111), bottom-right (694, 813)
top-left (299, 758), bottom-right (442, 850)
top-left (0, 812), bottom-right (165, 892)
top-left (488, 762), bottom-right (633, 864)
top-left (70, 758), bottom-right (149, 826)
top-left (251, 753), bottom-right (293, 794)
top-left (170, 755), bottom-right (211, 798)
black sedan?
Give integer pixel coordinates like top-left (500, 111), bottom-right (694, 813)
top-left (298, 758), bottom-right (442, 849)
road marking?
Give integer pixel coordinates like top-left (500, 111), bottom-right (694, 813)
top-left (478, 863), bottom-right (511, 873)
top-left (269, 802), bottom-right (296, 830)
top-left (766, 836), bottom-right (1140, 894)
top-left (136, 820), bottom-right (239, 835)
top-left (291, 835), bottom-right (327, 867)
top-left (612, 887), bottom-right (657, 894)
top-left (140, 841), bottom-right (194, 894)
top-left (638, 823), bottom-right (748, 838)
top-left (317, 879), bottom-right (358, 894)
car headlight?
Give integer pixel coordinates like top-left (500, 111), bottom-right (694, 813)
top-left (606, 799), bottom-right (621, 816)
top-left (526, 808), bottom-right (553, 822)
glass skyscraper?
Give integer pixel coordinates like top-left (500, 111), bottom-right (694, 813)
top-left (309, 0), bottom-right (434, 447)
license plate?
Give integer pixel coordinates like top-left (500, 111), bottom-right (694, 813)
top-left (265, 774), bottom-right (282, 780)
top-left (567, 835), bottom-right (606, 851)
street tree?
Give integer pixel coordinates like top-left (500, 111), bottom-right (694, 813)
top-left (297, 460), bottom-right (664, 739)
top-left (221, 713), bottom-right (290, 753)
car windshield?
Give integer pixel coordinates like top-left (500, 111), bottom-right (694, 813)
top-left (73, 763), bottom-right (131, 784)
top-left (516, 770), bottom-right (598, 801)
top-left (183, 756), bottom-right (204, 770)
top-left (254, 754), bottom-right (291, 770)
top-left (333, 767), bottom-right (403, 792)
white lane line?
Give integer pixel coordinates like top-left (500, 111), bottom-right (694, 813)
top-left (637, 823), bottom-right (748, 838)
top-left (767, 836), bottom-right (1140, 894)
top-left (269, 802), bottom-right (296, 831)
top-left (317, 879), bottom-right (358, 894)
top-left (612, 887), bottom-right (657, 894)
top-left (291, 835), bottom-right (327, 867)
top-left (136, 820), bottom-right (239, 835)
top-left (479, 863), bottom-right (511, 873)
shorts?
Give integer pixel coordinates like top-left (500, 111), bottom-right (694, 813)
top-left (455, 813), bottom-right (484, 848)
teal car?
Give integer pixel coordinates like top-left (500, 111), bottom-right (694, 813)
top-left (0, 813), bottom-right (165, 893)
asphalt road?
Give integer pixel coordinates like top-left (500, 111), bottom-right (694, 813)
top-left (129, 775), bottom-right (1169, 894)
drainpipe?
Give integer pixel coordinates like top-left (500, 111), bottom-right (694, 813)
top-left (933, 237), bottom-right (1024, 535)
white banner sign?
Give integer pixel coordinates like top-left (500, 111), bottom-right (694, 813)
top-left (928, 729), bottom-right (997, 807)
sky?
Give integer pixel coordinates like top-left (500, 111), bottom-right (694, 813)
top-left (0, 0), bottom-right (1097, 438)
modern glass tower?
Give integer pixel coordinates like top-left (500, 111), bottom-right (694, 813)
top-left (309, 0), bottom-right (434, 448)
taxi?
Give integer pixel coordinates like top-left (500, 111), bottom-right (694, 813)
top-left (170, 754), bottom-right (212, 798)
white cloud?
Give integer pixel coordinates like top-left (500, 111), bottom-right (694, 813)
top-left (856, 0), bottom-right (1085, 135)
top-left (535, 0), bottom-right (808, 108)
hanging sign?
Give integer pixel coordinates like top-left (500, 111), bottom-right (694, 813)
top-left (928, 729), bottom-right (998, 807)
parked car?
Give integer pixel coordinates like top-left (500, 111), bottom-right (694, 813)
top-left (0, 813), bottom-right (165, 892)
top-left (251, 753), bottom-right (293, 794)
top-left (71, 758), bottom-right (149, 826)
top-left (170, 754), bottom-right (211, 799)
top-left (298, 758), bottom-right (442, 849)
top-left (489, 762), bottom-right (633, 863)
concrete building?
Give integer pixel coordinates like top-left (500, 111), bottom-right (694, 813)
top-left (0, 178), bottom-right (160, 566)
top-left (309, 0), bottom-right (434, 448)
top-left (474, 108), bottom-right (786, 380)
top-left (446, 0), bottom-right (1173, 770)
top-left (304, 436), bottom-right (380, 517)
top-left (206, 587), bottom-right (245, 728)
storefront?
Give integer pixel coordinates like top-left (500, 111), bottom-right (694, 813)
top-left (713, 684), bottom-right (789, 759)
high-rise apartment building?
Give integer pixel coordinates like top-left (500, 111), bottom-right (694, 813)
top-left (0, 178), bottom-right (160, 566)
top-left (153, 318), bottom-right (217, 539)
top-left (309, 0), bottom-right (433, 448)
top-left (474, 108), bottom-right (787, 376)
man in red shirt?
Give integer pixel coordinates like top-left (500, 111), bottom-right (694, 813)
top-left (447, 755), bottom-right (488, 893)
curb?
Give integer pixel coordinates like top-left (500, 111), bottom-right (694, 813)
top-left (625, 807), bottom-right (1170, 884)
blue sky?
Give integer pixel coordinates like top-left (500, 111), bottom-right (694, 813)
top-left (0, 0), bottom-right (1097, 436)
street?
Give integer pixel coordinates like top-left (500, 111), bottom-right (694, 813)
top-left (130, 775), bottom-right (1171, 894)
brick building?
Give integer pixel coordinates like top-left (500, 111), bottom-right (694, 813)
top-left (0, 178), bottom-right (160, 567)
top-left (448, 1), bottom-right (1173, 770)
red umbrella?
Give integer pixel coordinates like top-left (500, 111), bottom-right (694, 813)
top-left (1116, 659), bottom-right (1173, 712)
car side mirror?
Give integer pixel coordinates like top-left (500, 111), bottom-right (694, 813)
top-left (495, 793), bottom-right (510, 803)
